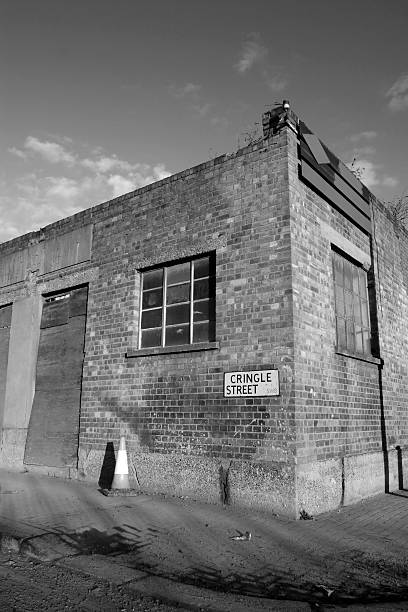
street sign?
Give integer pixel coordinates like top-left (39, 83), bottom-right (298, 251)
top-left (224, 369), bottom-right (279, 398)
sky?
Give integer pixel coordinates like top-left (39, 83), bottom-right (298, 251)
top-left (1, 0), bottom-right (407, 243)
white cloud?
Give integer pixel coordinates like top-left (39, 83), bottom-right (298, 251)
top-left (350, 131), bottom-right (378, 142)
top-left (81, 155), bottom-right (133, 174)
top-left (262, 69), bottom-right (287, 92)
top-left (192, 102), bottom-right (212, 117)
top-left (2, 136), bottom-right (172, 242)
top-left (386, 74), bottom-right (408, 111)
top-left (24, 136), bottom-right (76, 164)
top-left (352, 145), bottom-right (377, 157)
top-left (383, 176), bottom-right (399, 188)
top-left (235, 34), bottom-right (287, 93)
top-left (107, 174), bottom-right (136, 197)
top-left (153, 164), bottom-right (171, 181)
top-left (8, 146), bottom-right (27, 159)
top-left (45, 176), bottom-right (80, 199)
top-left (168, 81), bottom-right (225, 126)
top-left (347, 158), bottom-right (398, 191)
top-left (235, 33), bottom-right (267, 73)
top-left (169, 82), bottom-right (202, 99)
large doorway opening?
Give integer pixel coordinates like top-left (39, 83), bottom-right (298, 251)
top-left (24, 285), bottom-right (88, 468)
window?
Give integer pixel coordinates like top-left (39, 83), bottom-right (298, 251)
top-left (332, 250), bottom-right (371, 356)
top-left (139, 254), bottom-right (215, 349)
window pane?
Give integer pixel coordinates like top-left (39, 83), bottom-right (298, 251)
top-left (194, 278), bottom-right (211, 300)
top-left (345, 291), bottom-right (353, 318)
top-left (141, 308), bottom-right (162, 329)
top-left (355, 326), bottom-right (363, 353)
top-left (333, 253), bottom-right (343, 284)
top-left (361, 301), bottom-right (369, 326)
top-left (344, 260), bottom-right (352, 291)
top-left (141, 328), bottom-right (162, 348)
top-left (193, 298), bottom-right (215, 322)
top-left (346, 321), bottom-right (355, 351)
top-left (358, 269), bottom-right (367, 297)
top-left (167, 262), bottom-right (190, 285)
top-left (363, 331), bottom-right (371, 354)
top-left (165, 324), bottom-right (189, 346)
top-left (335, 285), bottom-right (344, 315)
top-left (353, 299), bottom-right (362, 324)
top-left (167, 283), bottom-right (190, 304)
top-left (336, 317), bottom-right (346, 349)
top-left (143, 269), bottom-right (163, 290)
top-left (193, 320), bottom-right (215, 343)
top-left (352, 269), bottom-right (360, 295)
top-left (194, 256), bottom-right (210, 279)
top-left (142, 288), bottom-right (163, 308)
top-left (166, 303), bottom-right (190, 325)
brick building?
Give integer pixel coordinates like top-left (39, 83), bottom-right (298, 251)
top-left (0, 104), bottom-right (407, 517)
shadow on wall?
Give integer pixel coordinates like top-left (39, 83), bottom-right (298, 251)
top-left (98, 442), bottom-right (116, 489)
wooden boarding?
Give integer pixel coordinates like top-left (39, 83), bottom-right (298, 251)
top-left (300, 142), bottom-right (371, 219)
top-left (301, 161), bottom-right (372, 235)
top-left (24, 286), bottom-right (88, 468)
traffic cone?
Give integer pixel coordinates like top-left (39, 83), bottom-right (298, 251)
top-left (111, 436), bottom-right (130, 489)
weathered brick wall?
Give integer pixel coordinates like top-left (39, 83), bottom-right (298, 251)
top-left (76, 129), bottom-right (297, 511)
top-left (370, 201), bottom-right (408, 454)
top-left (286, 128), bottom-right (381, 469)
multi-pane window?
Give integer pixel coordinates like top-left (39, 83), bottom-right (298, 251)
top-left (139, 254), bottom-right (215, 348)
top-left (332, 250), bottom-right (371, 355)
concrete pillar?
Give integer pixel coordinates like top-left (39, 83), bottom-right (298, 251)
top-left (0, 294), bottom-right (42, 467)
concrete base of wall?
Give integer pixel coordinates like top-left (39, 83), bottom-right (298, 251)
top-left (20, 446), bottom-right (403, 518)
top-left (77, 447), bottom-right (298, 516)
top-left (296, 449), bottom-right (400, 516)
top-left (229, 460), bottom-right (297, 517)
top-left (296, 458), bottom-right (343, 516)
top-left (0, 428), bottom-right (28, 468)
top-left (0, 427), bottom-right (77, 479)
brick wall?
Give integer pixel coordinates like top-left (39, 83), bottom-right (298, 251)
top-left (79, 132), bottom-right (295, 463)
top-left (371, 201), bottom-right (408, 453)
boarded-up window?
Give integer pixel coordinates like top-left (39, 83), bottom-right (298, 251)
top-left (332, 251), bottom-right (371, 356)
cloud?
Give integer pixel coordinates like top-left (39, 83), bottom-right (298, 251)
top-left (8, 146), bottom-right (27, 159)
top-left (192, 102), bottom-right (212, 117)
top-left (382, 176), bottom-right (399, 188)
top-left (235, 33), bottom-right (267, 73)
top-left (347, 158), bottom-right (398, 190)
top-left (81, 155), bottom-right (133, 174)
top-left (168, 81), bottom-right (225, 126)
top-left (262, 69), bottom-right (287, 92)
top-left (169, 82), bottom-right (202, 99)
top-left (386, 74), bottom-right (408, 111)
top-left (351, 145), bottom-right (377, 157)
top-left (235, 34), bottom-right (287, 93)
top-left (350, 131), bottom-right (378, 142)
top-left (45, 176), bottom-right (81, 199)
top-left (107, 174), bottom-right (136, 197)
top-left (2, 136), bottom-right (172, 242)
top-left (24, 136), bottom-right (76, 164)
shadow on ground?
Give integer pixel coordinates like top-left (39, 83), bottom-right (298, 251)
top-left (22, 524), bottom-right (408, 608)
